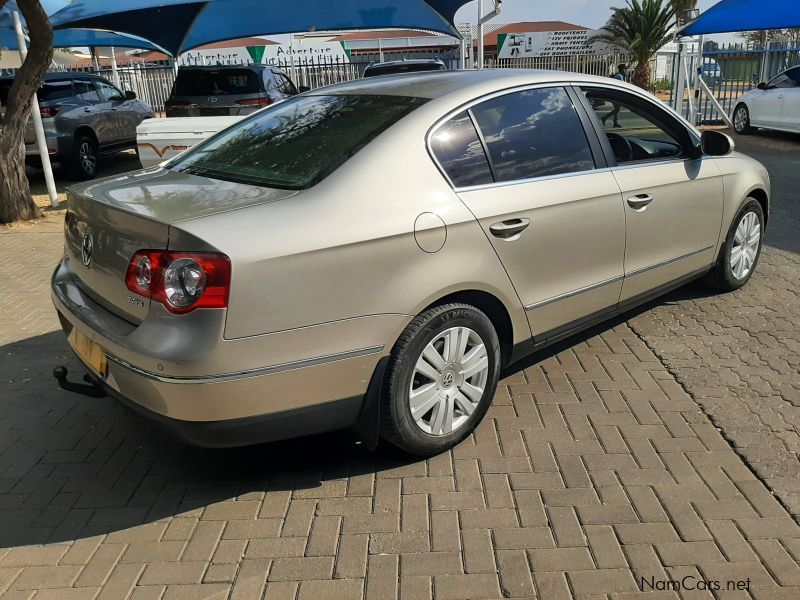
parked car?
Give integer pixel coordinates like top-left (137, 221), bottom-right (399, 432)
top-left (53, 70), bottom-right (769, 455)
top-left (137, 116), bottom-right (244, 168)
top-left (0, 72), bottom-right (154, 179)
top-left (733, 65), bottom-right (800, 134)
top-left (363, 58), bottom-right (447, 78)
top-left (164, 64), bottom-right (305, 117)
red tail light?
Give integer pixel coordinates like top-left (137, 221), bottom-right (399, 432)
top-left (235, 97), bottom-right (273, 107)
top-left (125, 250), bottom-right (231, 314)
top-left (40, 106), bottom-right (60, 118)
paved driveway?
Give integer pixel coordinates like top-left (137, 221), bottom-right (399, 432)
top-left (1, 133), bottom-right (799, 599)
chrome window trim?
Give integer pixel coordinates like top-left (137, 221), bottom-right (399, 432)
top-left (426, 81), bottom-right (596, 191)
top-left (524, 275), bottom-right (624, 311)
top-left (625, 245), bottom-right (715, 278)
top-left (106, 345), bottom-right (385, 384)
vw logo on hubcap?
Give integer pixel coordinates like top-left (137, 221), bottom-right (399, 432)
top-left (81, 231), bottom-right (94, 267)
top-left (441, 371), bottom-right (455, 388)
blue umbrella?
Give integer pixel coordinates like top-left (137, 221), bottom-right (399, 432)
top-left (50, 0), bottom-right (471, 57)
top-left (0, 0), bottom-right (166, 52)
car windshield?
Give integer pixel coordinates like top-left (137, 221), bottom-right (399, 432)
top-left (364, 63), bottom-right (444, 77)
top-left (170, 94), bottom-right (428, 190)
top-left (174, 69), bottom-right (261, 96)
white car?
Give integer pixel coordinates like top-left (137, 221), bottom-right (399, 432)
top-left (137, 116), bottom-right (244, 168)
top-left (733, 66), bottom-right (800, 135)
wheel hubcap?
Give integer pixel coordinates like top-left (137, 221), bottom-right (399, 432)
top-left (730, 211), bottom-right (760, 279)
top-left (409, 326), bottom-right (489, 436)
top-left (80, 142), bottom-right (96, 174)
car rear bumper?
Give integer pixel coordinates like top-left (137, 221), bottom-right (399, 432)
top-left (25, 131), bottom-right (73, 161)
top-left (51, 258), bottom-right (398, 446)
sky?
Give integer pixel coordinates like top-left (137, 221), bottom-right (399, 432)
top-left (454, 0), bottom-right (721, 30)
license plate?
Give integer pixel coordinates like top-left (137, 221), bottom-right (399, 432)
top-left (69, 329), bottom-right (108, 377)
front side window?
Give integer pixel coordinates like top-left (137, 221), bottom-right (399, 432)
top-left (471, 87), bottom-right (595, 182)
top-left (95, 80), bottom-right (124, 101)
top-left (430, 112), bottom-right (493, 188)
top-left (582, 87), bottom-right (689, 164)
top-left (171, 94), bottom-right (428, 190)
top-left (768, 73), bottom-right (796, 89)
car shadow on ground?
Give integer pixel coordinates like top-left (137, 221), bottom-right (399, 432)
top-left (0, 276), bottom-right (725, 548)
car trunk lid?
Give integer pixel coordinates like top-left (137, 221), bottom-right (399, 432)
top-left (64, 168), bottom-right (297, 323)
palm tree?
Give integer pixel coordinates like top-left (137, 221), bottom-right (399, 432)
top-left (671, 0), bottom-right (697, 25)
top-left (596, 0), bottom-right (676, 89)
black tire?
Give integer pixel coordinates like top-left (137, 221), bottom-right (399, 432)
top-left (705, 198), bottom-right (764, 292)
top-left (380, 303), bottom-right (501, 456)
top-left (733, 103), bottom-right (754, 135)
top-left (70, 133), bottom-right (98, 180)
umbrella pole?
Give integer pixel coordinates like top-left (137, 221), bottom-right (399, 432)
top-left (12, 10), bottom-right (58, 209)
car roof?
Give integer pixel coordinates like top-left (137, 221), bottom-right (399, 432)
top-left (312, 68), bottom-right (628, 100)
top-left (0, 71), bottom-right (109, 83)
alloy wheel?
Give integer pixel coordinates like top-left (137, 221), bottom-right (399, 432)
top-left (80, 141), bottom-right (97, 175)
top-left (409, 326), bottom-right (489, 436)
top-left (730, 211), bottom-right (761, 279)
top-left (734, 106), bottom-right (748, 133)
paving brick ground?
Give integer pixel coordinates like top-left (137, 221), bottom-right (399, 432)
top-left (626, 133), bottom-right (800, 519)
top-left (2, 135), bottom-right (800, 598)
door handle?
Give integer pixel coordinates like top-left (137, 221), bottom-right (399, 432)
top-left (489, 218), bottom-right (530, 239)
top-left (627, 194), bottom-right (654, 210)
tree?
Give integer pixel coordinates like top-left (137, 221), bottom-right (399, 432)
top-left (671, 0), bottom-right (697, 25)
top-left (741, 29), bottom-right (800, 46)
top-left (596, 0), bottom-right (676, 89)
top-left (0, 0), bottom-right (53, 224)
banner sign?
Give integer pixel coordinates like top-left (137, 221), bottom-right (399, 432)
top-left (497, 30), bottom-right (621, 58)
top-left (178, 42), bottom-right (351, 66)
top-left (263, 42), bottom-right (351, 65)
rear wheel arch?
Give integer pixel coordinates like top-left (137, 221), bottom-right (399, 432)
top-left (421, 289), bottom-right (515, 368)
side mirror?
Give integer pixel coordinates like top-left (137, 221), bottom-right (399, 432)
top-left (297, 85), bottom-right (311, 93)
top-left (701, 130), bottom-right (734, 157)
top-left (124, 90), bottom-right (137, 100)
top-left (756, 82), bottom-right (767, 90)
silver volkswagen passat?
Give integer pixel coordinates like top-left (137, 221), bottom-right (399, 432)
top-left (52, 70), bottom-right (769, 455)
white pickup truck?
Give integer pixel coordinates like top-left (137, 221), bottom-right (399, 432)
top-left (137, 116), bottom-right (244, 168)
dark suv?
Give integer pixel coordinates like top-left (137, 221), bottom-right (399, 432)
top-left (165, 65), bottom-right (304, 117)
top-left (0, 72), bottom-right (155, 179)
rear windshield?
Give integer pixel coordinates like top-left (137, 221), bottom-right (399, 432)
top-left (170, 94), bottom-right (428, 190)
top-left (0, 79), bottom-right (73, 106)
top-left (364, 63), bottom-right (445, 77)
top-left (173, 69), bottom-right (261, 96)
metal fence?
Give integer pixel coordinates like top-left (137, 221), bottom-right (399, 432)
top-left (672, 41), bottom-right (800, 123)
top-left (487, 53), bottom-right (633, 78)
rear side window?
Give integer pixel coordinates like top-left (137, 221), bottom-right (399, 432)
top-left (471, 87), bottom-right (595, 182)
top-left (74, 80), bottom-right (101, 103)
top-left (174, 69), bottom-right (261, 96)
top-left (430, 112), bottom-right (493, 188)
top-left (38, 80), bottom-right (74, 102)
top-left (171, 94), bottom-right (428, 190)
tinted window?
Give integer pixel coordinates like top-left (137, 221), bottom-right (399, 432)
top-left (788, 67), bottom-right (800, 84)
top-left (275, 73), bottom-right (298, 95)
top-left (471, 88), bottom-right (594, 182)
top-left (38, 80), bottom-right (74, 102)
top-left (769, 74), bottom-right (795, 89)
top-left (95, 80), bottom-right (124, 101)
top-left (74, 80), bottom-right (101, 103)
top-left (430, 112), bottom-right (493, 188)
top-left (171, 94), bottom-right (427, 190)
top-left (364, 63), bottom-right (445, 77)
top-left (582, 87), bottom-right (687, 164)
top-left (174, 69), bottom-right (261, 96)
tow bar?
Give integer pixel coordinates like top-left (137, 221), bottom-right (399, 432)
top-left (53, 366), bottom-right (107, 398)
